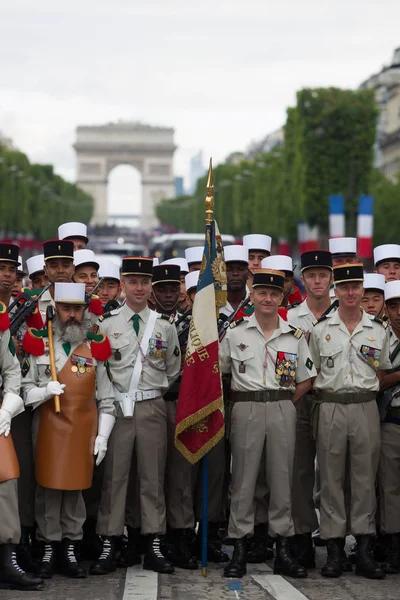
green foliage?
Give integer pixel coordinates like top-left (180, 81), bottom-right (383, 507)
top-left (371, 169), bottom-right (400, 245)
top-left (0, 145), bottom-right (93, 239)
top-left (157, 86), bottom-right (384, 243)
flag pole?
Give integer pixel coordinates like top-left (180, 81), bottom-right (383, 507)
top-left (201, 158), bottom-right (214, 577)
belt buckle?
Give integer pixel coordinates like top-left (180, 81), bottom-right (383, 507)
top-left (135, 391), bottom-right (144, 401)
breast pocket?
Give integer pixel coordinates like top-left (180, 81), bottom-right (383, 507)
top-left (319, 345), bottom-right (342, 370)
top-left (231, 349), bottom-right (255, 374)
top-left (36, 354), bottom-right (52, 379)
top-left (109, 335), bottom-right (131, 363)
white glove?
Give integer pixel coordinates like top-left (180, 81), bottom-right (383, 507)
top-left (94, 413), bottom-right (115, 466)
top-left (25, 382), bottom-right (65, 410)
top-left (0, 392), bottom-right (24, 435)
top-left (0, 408), bottom-right (11, 437)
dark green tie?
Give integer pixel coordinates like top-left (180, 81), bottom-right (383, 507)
top-left (132, 313), bottom-right (140, 336)
top-left (62, 342), bottom-right (71, 356)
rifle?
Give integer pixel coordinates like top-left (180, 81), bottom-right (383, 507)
top-left (103, 298), bottom-right (121, 313)
top-left (84, 277), bottom-right (104, 308)
top-left (218, 296), bottom-right (251, 342)
top-left (377, 340), bottom-right (400, 422)
top-left (8, 282), bottom-right (51, 336)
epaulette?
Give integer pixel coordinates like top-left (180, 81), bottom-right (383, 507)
top-left (22, 327), bottom-right (48, 356)
top-left (312, 315), bottom-right (328, 326)
top-left (230, 317), bottom-right (245, 329)
top-left (289, 324), bottom-right (303, 338)
top-left (0, 301), bottom-right (11, 331)
top-left (98, 307), bottom-right (121, 322)
top-left (372, 316), bottom-right (388, 329)
top-left (287, 301), bottom-right (301, 310)
top-left (86, 331), bottom-right (112, 360)
top-left (160, 314), bottom-right (175, 324)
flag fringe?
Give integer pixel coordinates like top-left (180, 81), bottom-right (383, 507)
top-left (174, 396), bottom-right (225, 464)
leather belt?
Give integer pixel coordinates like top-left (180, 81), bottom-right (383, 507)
top-left (318, 391), bottom-right (376, 404)
top-left (231, 390), bottom-right (291, 403)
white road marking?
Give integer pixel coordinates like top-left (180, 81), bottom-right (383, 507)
top-left (122, 565), bottom-right (159, 600)
top-left (235, 591), bottom-right (240, 599)
top-left (252, 574), bottom-right (310, 600)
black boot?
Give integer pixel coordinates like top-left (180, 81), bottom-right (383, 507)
top-left (224, 538), bottom-right (247, 578)
top-left (16, 526), bottom-right (36, 573)
top-left (169, 529), bottom-right (198, 570)
top-left (59, 539), bottom-right (86, 578)
top-left (79, 518), bottom-right (103, 561)
top-left (247, 524), bottom-right (274, 563)
top-left (195, 522), bottom-right (229, 563)
top-left (35, 542), bottom-right (57, 579)
top-left (90, 537), bottom-right (117, 575)
top-left (321, 539), bottom-right (342, 578)
top-left (0, 544), bottom-right (44, 590)
top-left (339, 538), bottom-right (352, 572)
top-left (381, 533), bottom-right (400, 575)
top-left (356, 535), bottom-right (385, 579)
top-left (292, 533), bottom-right (315, 569)
top-left (117, 527), bottom-right (142, 568)
top-left (274, 536), bottom-right (307, 578)
top-left (143, 535), bottom-right (174, 574)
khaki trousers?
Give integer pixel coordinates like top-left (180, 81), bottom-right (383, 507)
top-left (96, 398), bottom-right (167, 536)
top-left (11, 410), bottom-right (36, 528)
top-left (291, 395), bottom-right (318, 534)
top-left (254, 454), bottom-right (269, 526)
top-left (125, 447), bottom-right (141, 529)
top-left (35, 485), bottom-right (85, 542)
top-left (317, 400), bottom-right (380, 539)
top-left (0, 479), bottom-right (21, 544)
top-left (379, 422), bottom-right (400, 534)
top-left (165, 400), bottom-right (195, 530)
top-left (228, 400), bottom-right (296, 539)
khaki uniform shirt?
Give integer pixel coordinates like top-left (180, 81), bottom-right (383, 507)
top-left (388, 328), bottom-right (400, 407)
top-left (21, 335), bottom-right (115, 416)
top-left (95, 304), bottom-right (181, 405)
top-left (0, 329), bottom-right (22, 395)
top-left (38, 289), bottom-right (55, 322)
top-left (309, 309), bottom-right (391, 394)
top-left (287, 298), bottom-right (335, 342)
top-left (220, 313), bottom-right (317, 392)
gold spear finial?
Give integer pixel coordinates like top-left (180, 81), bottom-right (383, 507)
top-left (205, 157), bottom-right (214, 225)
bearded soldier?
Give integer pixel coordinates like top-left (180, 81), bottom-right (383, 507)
top-left (21, 282), bottom-right (115, 579)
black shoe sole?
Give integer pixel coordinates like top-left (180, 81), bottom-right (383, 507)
top-left (274, 567), bottom-right (308, 578)
top-left (355, 569), bottom-right (385, 580)
top-left (321, 571), bottom-right (342, 578)
top-left (0, 583), bottom-right (45, 591)
top-left (89, 567), bottom-right (116, 575)
top-left (223, 570), bottom-right (246, 578)
top-left (143, 564), bottom-right (174, 574)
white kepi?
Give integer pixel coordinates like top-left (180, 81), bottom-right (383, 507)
top-left (98, 259), bottom-right (120, 282)
top-left (185, 270), bottom-right (200, 292)
top-left (58, 222), bottom-right (88, 242)
top-left (243, 234), bottom-right (272, 253)
top-left (185, 246), bottom-right (203, 266)
top-left (364, 273), bottom-right (385, 292)
top-left (74, 249), bottom-right (100, 270)
top-left (162, 258), bottom-right (189, 274)
top-left (224, 245), bottom-right (249, 264)
top-left (54, 282), bottom-right (86, 304)
top-left (385, 280), bottom-right (400, 302)
top-left (262, 255), bottom-right (293, 273)
top-left (26, 254), bottom-right (45, 277)
top-left (329, 237), bottom-right (357, 256)
top-left (374, 244), bottom-right (400, 267)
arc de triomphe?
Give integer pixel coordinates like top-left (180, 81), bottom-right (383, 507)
top-left (74, 121), bottom-right (176, 229)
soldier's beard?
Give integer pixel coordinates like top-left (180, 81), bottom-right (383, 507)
top-left (54, 316), bottom-right (86, 345)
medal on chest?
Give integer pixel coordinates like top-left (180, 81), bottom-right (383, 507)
top-left (71, 354), bottom-right (93, 377)
top-left (275, 351), bottom-right (297, 387)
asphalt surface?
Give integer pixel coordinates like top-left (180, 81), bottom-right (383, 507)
top-left (2, 545), bottom-right (400, 600)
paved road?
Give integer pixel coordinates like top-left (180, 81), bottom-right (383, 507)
top-left (2, 545), bottom-right (400, 600)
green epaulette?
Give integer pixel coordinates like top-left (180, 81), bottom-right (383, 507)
top-left (98, 307), bottom-right (120, 322)
top-left (160, 314), bottom-right (175, 324)
top-left (32, 327), bottom-right (48, 338)
top-left (289, 324), bottom-right (303, 338)
top-left (230, 317), bottom-right (245, 329)
top-left (372, 316), bottom-right (388, 329)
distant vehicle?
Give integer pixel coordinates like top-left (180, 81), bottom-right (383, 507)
top-left (95, 253), bottom-right (122, 267)
top-left (99, 242), bottom-right (146, 258)
top-left (148, 233), bottom-right (235, 262)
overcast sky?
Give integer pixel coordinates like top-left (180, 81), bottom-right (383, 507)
top-left (0, 0), bottom-right (399, 217)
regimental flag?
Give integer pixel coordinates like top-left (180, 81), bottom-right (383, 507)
top-left (175, 220), bottom-right (226, 464)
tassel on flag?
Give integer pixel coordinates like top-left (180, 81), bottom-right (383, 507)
top-left (329, 195), bottom-right (345, 238)
top-left (357, 195), bottom-right (374, 258)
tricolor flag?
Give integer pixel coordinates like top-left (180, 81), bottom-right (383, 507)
top-left (175, 220), bottom-right (225, 464)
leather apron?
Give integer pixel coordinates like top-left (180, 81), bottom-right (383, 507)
top-left (35, 343), bottom-right (97, 490)
top-left (0, 430), bottom-right (20, 483)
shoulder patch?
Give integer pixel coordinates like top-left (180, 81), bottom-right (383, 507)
top-left (313, 315), bottom-right (328, 326)
top-left (230, 317), bottom-right (245, 329)
top-left (98, 308), bottom-right (120, 322)
top-left (160, 314), bottom-right (175, 324)
top-left (289, 324), bottom-right (303, 339)
top-left (372, 316), bottom-right (388, 329)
